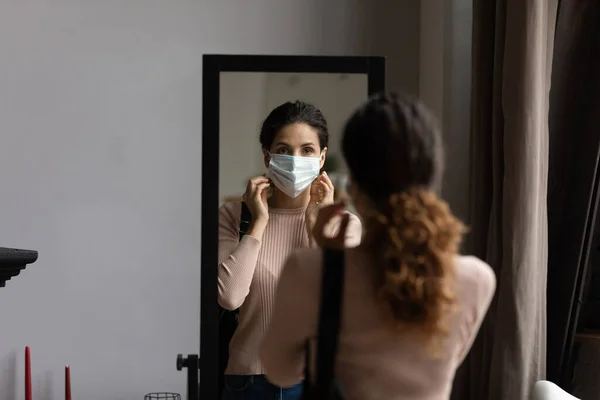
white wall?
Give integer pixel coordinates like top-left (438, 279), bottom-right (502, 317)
top-left (219, 72), bottom-right (269, 202)
top-left (0, 0), bottom-right (470, 398)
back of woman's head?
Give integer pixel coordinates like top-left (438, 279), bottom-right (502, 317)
top-left (342, 92), bottom-right (465, 354)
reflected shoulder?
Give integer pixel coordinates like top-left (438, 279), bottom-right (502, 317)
top-left (219, 200), bottom-right (244, 227)
top-left (220, 199), bottom-right (243, 213)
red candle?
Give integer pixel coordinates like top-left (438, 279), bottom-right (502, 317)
top-left (65, 365), bottom-right (71, 400)
top-left (25, 346), bottom-right (31, 400)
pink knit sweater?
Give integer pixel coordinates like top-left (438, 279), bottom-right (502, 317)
top-left (261, 249), bottom-right (496, 399)
top-left (218, 201), bottom-right (362, 375)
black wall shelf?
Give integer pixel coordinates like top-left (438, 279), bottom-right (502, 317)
top-left (0, 247), bottom-right (38, 288)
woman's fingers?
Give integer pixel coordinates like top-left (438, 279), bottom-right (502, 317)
top-left (309, 180), bottom-right (330, 206)
top-left (320, 171), bottom-right (335, 192)
top-left (310, 181), bottom-right (327, 196)
top-left (311, 179), bottom-right (330, 198)
top-left (316, 214), bottom-right (349, 250)
top-left (242, 176), bottom-right (271, 219)
top-left (335, 213), bottom-right (350, 242)
top-left (313, 203), bottom-right (346, 242)
top-left (249, 176), bottom-right (270, 187)
top-left (253, 182), bottom-right (270, 198)
top-left (317, 202), bottom-right (345, 219)
top-left (246, 177), bottom-right (270, 196)
top-left (310, 181), bottom-right (321, 196)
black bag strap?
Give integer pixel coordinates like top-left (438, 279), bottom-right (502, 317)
top-left (239, 201), bottom-right (252, 239)
top-left (305, 249), bottom-right (345, 393)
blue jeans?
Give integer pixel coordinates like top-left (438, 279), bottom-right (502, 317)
top-left (222, 375), bottom-right (303, 400)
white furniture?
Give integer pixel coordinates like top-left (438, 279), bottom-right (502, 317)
top-left (532, 381), bottom-right (580, 400)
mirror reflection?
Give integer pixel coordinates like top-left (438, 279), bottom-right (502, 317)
top-left (217, 72), bottom-right (367, 399)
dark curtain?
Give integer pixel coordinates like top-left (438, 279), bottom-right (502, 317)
top-left (546, 0), bottom-right (600, 395)
top-left (451, 0), bottom-right (558, 399)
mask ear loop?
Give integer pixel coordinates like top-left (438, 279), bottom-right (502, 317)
top-left (262, 155), bottom-right (275, 198)
top-left (314, 153), bottom-right (326, 205)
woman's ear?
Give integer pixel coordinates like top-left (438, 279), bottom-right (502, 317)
top-left (263, 148), bottom-right (270, 169)
top-left (319, 147), bottom-right (328, 169)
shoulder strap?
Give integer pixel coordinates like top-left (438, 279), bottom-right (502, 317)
top-left (239, 201), bottom-right (252, 240)
top-left (315, 248), bottom-right (345, 388)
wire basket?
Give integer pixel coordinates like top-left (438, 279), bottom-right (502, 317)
top-left (144, 393), bottom-right (181, 400)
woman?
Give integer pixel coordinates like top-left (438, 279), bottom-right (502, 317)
top-left (261, 93), bottom-right (496, 400)
top-left (218, 100), bottom-right (362, 400)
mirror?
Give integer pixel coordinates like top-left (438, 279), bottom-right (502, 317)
top-left (219, 72), bottom-right (367, 205)
top-left (201, 55), bottom-right (385, 400)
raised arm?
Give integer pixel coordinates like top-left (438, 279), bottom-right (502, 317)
top-left (334, 211), bottom-right (362, 248)
top-left (217, 202), bottom-right (263, 310)
top-left (308, 209), bottom-right (362, 249)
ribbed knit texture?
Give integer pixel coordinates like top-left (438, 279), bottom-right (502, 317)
top-left (261, 250), bottom-right (497, 400)
top-left (218, 201), bottom-right (362, 375)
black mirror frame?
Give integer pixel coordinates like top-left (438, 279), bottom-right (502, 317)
top-left (200, 54), bottom-right (386, 400)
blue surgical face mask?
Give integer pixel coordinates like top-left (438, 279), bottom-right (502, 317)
top-left (267, 153), bottom-right (321, 198)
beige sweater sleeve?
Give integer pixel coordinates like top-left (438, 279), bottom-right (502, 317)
top-left (217, 202), bottom-right (263, 310)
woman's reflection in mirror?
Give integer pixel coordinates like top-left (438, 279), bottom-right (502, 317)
top-left (260, 93), bottom-right (497, 400)
top-left (218, 100), bottom-right (362, 400)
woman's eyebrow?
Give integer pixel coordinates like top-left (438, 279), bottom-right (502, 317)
top-left (274, 141), bottom-right (315, 147)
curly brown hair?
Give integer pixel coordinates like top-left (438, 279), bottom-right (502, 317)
top-left (342, 92), bottom-right (466, 355)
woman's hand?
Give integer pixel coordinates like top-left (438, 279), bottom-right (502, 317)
top-left (312, 202), bottom-right (350, 250)
top-left (242, 176), bottom-right (270, 224)
top-left (305, 172), bottom-right (335, 246)
top-left (306, 172), bottom-right (335, 220)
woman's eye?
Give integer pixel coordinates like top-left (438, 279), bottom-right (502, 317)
top-left (277, 148), bottom-right (289, 154)
top-left (302, 148), bottom-right (314, 155)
